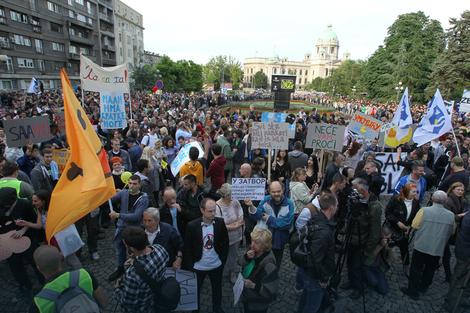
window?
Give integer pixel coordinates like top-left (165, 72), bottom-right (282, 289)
top-left (305, 70), bottom-right (308, 76)
top-left (87, 17), bottom-right (92, 25)
top-left (68, 9), bottom-right (74, 18)
top-left (76, 13), bottom-right (86, 22)
top-left (118, 33), bottom-right (122, 42)
top-left (80, 47), bottom-right (89, 55)
top-left (68, 0), bottom-right (73, 5)
top-left (17, 58), bottom-right (34, 68)
top-left (273, 68), bottom-right (277, 74)
top-left (299, 69), bottom-right (302, 75)
top-left (0, 35), bottom-right (9, 48)
top-left (30, 16), bottom-right (40, 26)
top-left (69, 45), bottom-right (78, 54)
top-left (50, 22), bottom-right (63, 32)
top-left (12, 34), bottom-right (31, 46)
top-left (0, 80), bottom-right (13, 90)
top-left (35, 39), bottom-right (43, 53)
top-left (10, 10), bottom-right (28, 23)
top-left (47, 1), bottom-right (60, 13)
top-left (37, 59), bottom-right (45, 71)
top-left (52, 42), bottom-right (64, 52)
top-left (86, 2), bottom-right (93, 14)
top-left (75, 0), bottom-right (84, 5)
top-left (0, 8), bottom-right (5, 24)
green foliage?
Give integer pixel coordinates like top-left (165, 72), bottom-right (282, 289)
top-left (361, 11), bottom-right (445, 102)
top-left (428, 11), bottom-right (470, 100)
top-left (203, 55), bottom-right (244, 90)
top-left (253, 71), bottom-right (268, 89)
top-left (131, 55), bottom-right (203, 92)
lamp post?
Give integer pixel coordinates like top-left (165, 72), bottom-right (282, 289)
top-left (352, 85), bottom-right (356, 98)
top-left (395, 81), bottom-right (403, 102)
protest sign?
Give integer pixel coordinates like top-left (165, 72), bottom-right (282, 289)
top-left (261, 112), bottom-right (295, 138)
top-left (0, 231), bottom-right (31, 261)
top-left (231, 177), bottom-right (266, 201)
top-left (459, 90), bottom-right (470, 113)
top-left (165, 268), bottom-right (198, 311)
top-left (349, 112), bottom-right (383, 139)
top-left (251, 122), bottom-right (289, 150)
top-left (100, 92), bottom-right (127, 129)
top-left (170, 141), bottom-right (205, 176)
top-left (375, 152), bottom-right (406, 194)
top-left (305, 123), bottom-right (346, 151)
top-left (52, 149), bottom-right (70, 174)
top-left (3, 116), bottom-right (52, 147)
top-left (233, 273), bottom-right (244, 305)
top-left (378, 124), bottom-right (418, 148)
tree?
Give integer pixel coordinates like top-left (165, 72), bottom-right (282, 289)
top-left (203, 55), bottom-right (244, 90)
top-left (325, 60), bottom-right (365, 96)
top-left (305, 77), bottom-right (326, 92)
top-left (361, 11), bottom-right (445, 101)
top-left (428, 10), bottom-right (470, 100)
top-left (131, 64), bottom-right (159, 91)
top-left (253, 71), bottom-right (268, 89)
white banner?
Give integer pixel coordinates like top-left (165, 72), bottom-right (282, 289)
top-left (375, 152), bottom-right (406, 195)
top-left (80, 54), bottom-right (129, 129)
top-left (165, 268), bottom-right (198, 311)
top-left (231, 177), bottom-right (266, 201)
top-left (251, 122), bottom-right (289, 150)
top-left (170, 141), bottom-right (205, 176)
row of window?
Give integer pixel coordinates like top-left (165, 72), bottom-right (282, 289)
top-left (48, 1), bottom-right (94, 20)
top-left (5, 34), bottom-right (65, 52)
top-left (0, 80), bottom-right (59, 91)
top-left (3, 56), bottom-right (67, 72)
top-left (246, 67), bottom-right (310, 76)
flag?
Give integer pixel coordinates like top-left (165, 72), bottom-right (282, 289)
top-left (413, 89), bottom-right (453, 147)
top-left (46, 69), bottom-right (115, 242)
top-left (384, 87), bottom-right (413, 147)
top-left (27, 77), bottom-right (40, 94)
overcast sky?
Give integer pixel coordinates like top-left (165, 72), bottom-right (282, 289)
top-left (121, 0), bottom-right (468, 65)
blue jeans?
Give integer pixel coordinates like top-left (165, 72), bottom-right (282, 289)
top-left (365, 265), bottom-right (389, 295)
top-left (295, 267), bottom-right (304, 290)
top-left (297, 273), bottom-right (324, 313)
top-left (113, 231), bottom-right (126, 267)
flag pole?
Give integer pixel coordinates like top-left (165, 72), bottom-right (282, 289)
top-left (451, 127), bottom-right (461, 158)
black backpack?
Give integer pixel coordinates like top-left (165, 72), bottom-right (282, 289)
top-left (289, 219), bottom-right (315, 268)
top-left (134, 261), bottom-right (181, 312)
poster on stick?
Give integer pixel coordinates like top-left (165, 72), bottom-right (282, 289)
top-left (165, 268), bottom-right (198, 311)
top-left (305, 123), bottom-right (346, 151)
top-left (375, 152), bottom-right (406, 195)
top-left (52, 149), bottom-right (71, 174)
top-left (348, 112), bottom-right (383, 139)
top-left (251, 122), bottom-right (289, 150)
top-left (261, 112), bottom-right (295, 138)
top-left (231, 178), bottom-right (266, 201)
top-left (170, 141), bottom-right (205, 176)
top-left (3, 116), bottom-right (52, 147)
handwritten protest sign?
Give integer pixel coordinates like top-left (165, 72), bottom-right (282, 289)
top-left (231, 178), bottom-right (266, 201)
top-left (52, 149), bottom-right (70, 174)
top-left (261, 112), bottom-right (295, 138)
top-left (459, 90), bottom-right (470, 113)
top-left (375, 152), bottom-right (406, 195)
top-left (3, 116), bottom-right (52, 147)
top-left (165, 268), bottom-right (198, 311)
top-left (100, 93), bottom-right (127, 129)
top-left (170, 141), bottom-right (205, 176)
top-left (349, 112), bottom-right (383, 139)
top-left (305, 123), bottom-right (345, 151)
top-left (233, 273), bottom-right (244, 305)
top-left (251, 122), bottom-right (289, 150)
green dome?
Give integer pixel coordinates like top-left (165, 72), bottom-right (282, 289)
top-left (319, 25), bottom-right (338, 42)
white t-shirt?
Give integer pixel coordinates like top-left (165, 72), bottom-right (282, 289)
top-left (194, 223), bottom-right (222, 271)
top-left (141, 133), bottom-right (159, 148)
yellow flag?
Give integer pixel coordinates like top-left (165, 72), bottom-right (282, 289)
top-left (46, 69), bottom-right (115, 242)
top-left (384, 126), bottom-right (413, 148)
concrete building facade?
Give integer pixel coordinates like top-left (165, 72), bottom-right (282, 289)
top-left (114, 0), bottom-right (143, 69)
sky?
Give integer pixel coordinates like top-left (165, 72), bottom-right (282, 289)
top-left (121, 0), bottom-right (468, 65)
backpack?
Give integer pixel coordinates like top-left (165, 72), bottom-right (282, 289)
top-left (36, 270), bottom-right (100, 313)
top-left (289, 219), bottom-right (315, 268)
top-left (134, 261), bottom-right (181, 312)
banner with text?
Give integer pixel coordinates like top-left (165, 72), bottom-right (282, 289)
top-left (305, 123), bottom-right (346, 151)
top-left (52, 148), bottom-right (71, 174)
top-left (170, 141), bottom-right (205, 176)
top-left (349, 112), bottom-right (383, 139)
top-left (165, 268), bottom-right (198, 311)
top-left (4, 116), bottom-right (52, 147)
top-left (459, 90), bottom-right (470, 113)
top-left (251, 122), bottom-right (289, 150)
top-left (231, 177), bottom-right (267, 201)
top-left (261, 112), bottom-right (295, 138)
top-left (80, 54), bottom-right (129, 129)
top-left (375, 152), bottom-right (406, 195)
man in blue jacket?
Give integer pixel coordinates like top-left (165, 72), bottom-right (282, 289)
top-left (394, 160), bottom-right (427, 203)
top-left (108, 174), bottom-right (149, 281)
top-left (246, 180), bottom-right (295, 268)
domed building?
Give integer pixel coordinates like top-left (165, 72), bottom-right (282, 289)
top-left (243, 25), bottom-right (349, 90)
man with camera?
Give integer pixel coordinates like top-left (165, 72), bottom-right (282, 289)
top-left (341, 178), bottom-right (382, 299)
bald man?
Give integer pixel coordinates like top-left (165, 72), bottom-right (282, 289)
top-left (160, 187), bottom-right (183, 234)
top-left (239, 163), bottom-right (252, 178)
top-left (32, 246), bottom-right (107, 313)
top-left (238, 163), bottom-right (255, 245)
top-left (246, 181), bottom-right (295, 268)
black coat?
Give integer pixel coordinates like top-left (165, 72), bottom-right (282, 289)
top-left (183, 217), bottom-right (229, 270)
top-left (385, 195), bottom-right (420, 232)
top-left (160, 203), bottom-right (183, 236)
top-left (150, 222), bottom-right (184, 266)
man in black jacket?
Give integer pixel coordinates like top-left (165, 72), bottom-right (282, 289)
top-left (183, 198), bottom-right (229, 313)
top-left (322, 153), bottom-right (345, 190)
top-left (177, 174), bottom-right (205, 235)
top-left (297, 192), bottom-right (337, 313)
top-left (359, 161), bottom-right (385, 198)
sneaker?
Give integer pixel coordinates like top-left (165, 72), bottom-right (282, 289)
top-left (400, 287), bottom-right (419, 300)
top-left (91, 252), bottom-right (100, 260)
top-left (108, 267), bottom-right (124, 282)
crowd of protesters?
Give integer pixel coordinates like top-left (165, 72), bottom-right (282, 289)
top-left (1, 88), bottom-right (470, 313)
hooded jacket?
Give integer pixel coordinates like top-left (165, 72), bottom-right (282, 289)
top-left (179, 160), bottom-right (204, 186)
top-left (289, 181), bottom-right (313, 214)
top-left (288, 150), bottom-right (308, 171)
top-left (207, 156), bottom-right (226, 190)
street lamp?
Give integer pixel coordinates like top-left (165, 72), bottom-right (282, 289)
top-left (395, 81), bottom-right (403, 102)
top-left (352, 85), bottom-right (356, 98)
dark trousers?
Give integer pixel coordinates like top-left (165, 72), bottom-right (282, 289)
top-left (7, 244), bottom-right (44, 289)
top-left (346, 245), bottom-right (365, 290)
top-left (443, 243), bottom-right (452, 279)
top-left (408, 249), bottom-right (440, 294)
top-left (446, 257), bottom-right (470, 309)
top-left (244, 304), bottom-right (268, 313)
top-left (195, 266), bottom-right (223, 312)
top-left (75, 213), bottom-right (99, 253)
top-left (272, 248), bottom-right (284, 269)
top-left (397, 237), bottom-right (411, 265)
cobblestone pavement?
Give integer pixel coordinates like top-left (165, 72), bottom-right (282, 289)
top-left (0, 222), bottom-right (467, 313)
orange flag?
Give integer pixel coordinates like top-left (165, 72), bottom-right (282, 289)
top-left (46, 69), bottom-right (115, 242)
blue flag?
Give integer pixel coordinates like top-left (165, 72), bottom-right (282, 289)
top-left (413, 89), bottom-right (452, 146)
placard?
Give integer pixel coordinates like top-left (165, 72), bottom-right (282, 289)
top-left (348, 112), bottom-right (383, 139)
top-left (251, 122), bottom-right (289, 150)
top-left (261, 112), bottom-right (295, 138)
top-left (231, 177), bottom-right (266, 201)
top-left (305, 123), bottom-right (346, 151)
top-left (3, 116), bottom-right (52, 147)
top-left (165, 268), bottom-right (198, 311)
top-left (459, 90), bottom-right (470, 113)
top-left (375, 152), bottom-right (406, 195)
top-left (100, 92), bottom-right (127, 129)
top-left (233, 273), bottom-right (244, 305)
top-left (52, 148), bottom-right (70, 174)
top-left (170, 141), bottom-right (205, 176)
